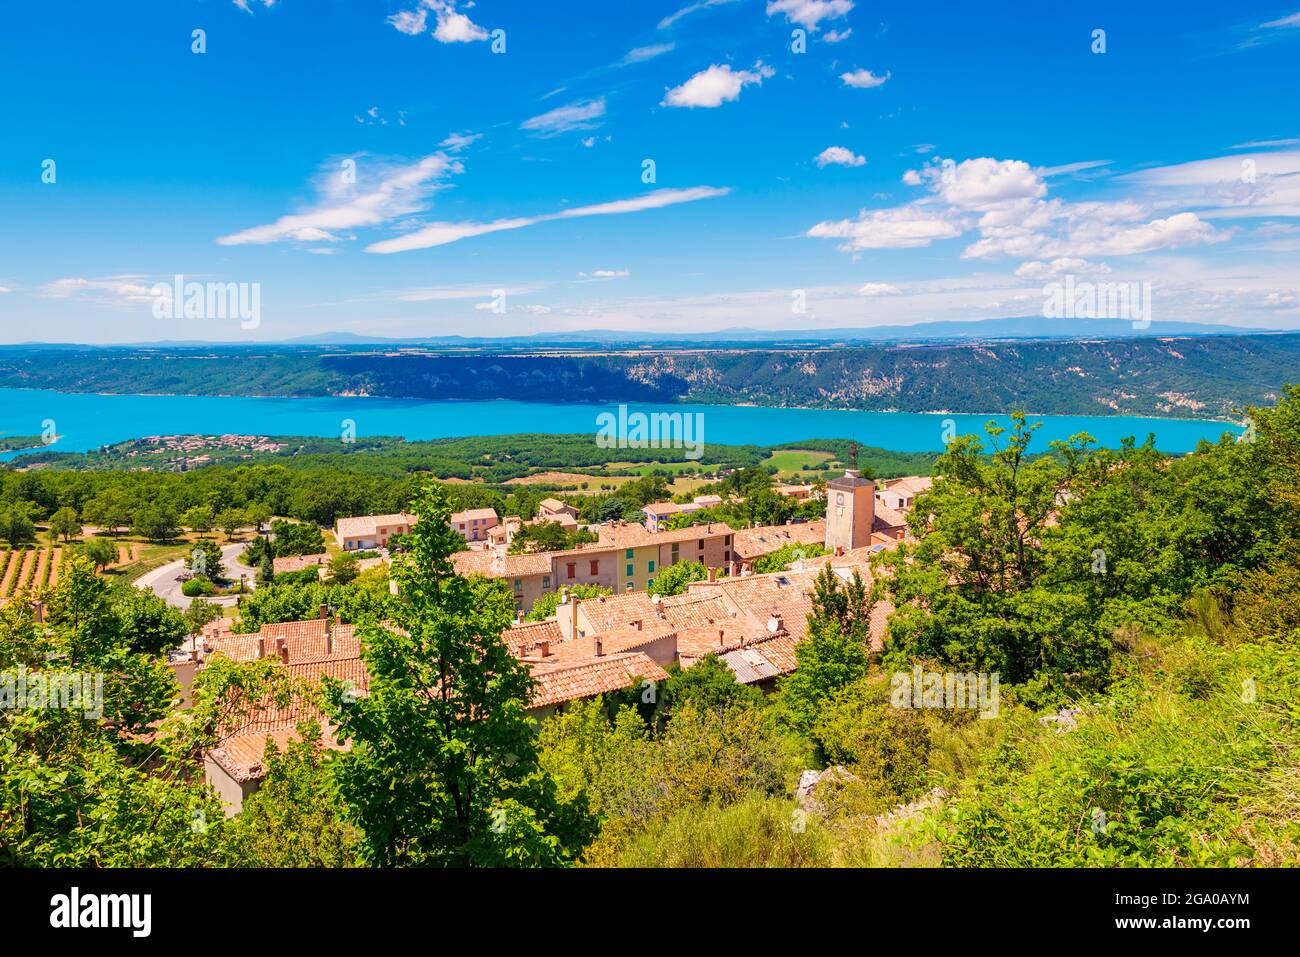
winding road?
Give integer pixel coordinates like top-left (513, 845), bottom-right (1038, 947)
top-left (134, 541), bottom-right (259, 609)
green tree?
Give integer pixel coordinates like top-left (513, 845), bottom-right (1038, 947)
top-left (183, 598), bottom-right (223, 636)
top-left (182, 505), bottom-right (215, 537)
top-left (0, 502), bottom-right (36, 549)
top-left (224, 723), bottom-right (361, 867)
top-left (216, 507), bottom-right (246, 542)
top-left (80, 536), bottom-right (118, 572)
top-left (648, 560), bottom-right (708, 597)
top-left (321, 482), bottom-right (595, 866)
top-left (328, 551), bottom-right (360, 585)
top-left (132, 503), bottom-right (180, 542)
top-left (774, 616), bottom-right (871, 737)
top-left (524, 583), bottom-right (610, 622)
top-left (48, 506), bottom-right (82, 544)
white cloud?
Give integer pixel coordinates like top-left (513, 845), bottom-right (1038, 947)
top-left (1261, 12), bottom-right (1300, 28)
top-left (366, 186), bottom-right (730, 253)
top-left (390, 283), bottom-right (546, 302)
top-left (1230, 138), bottom-right (1300, 149)
top-left (521, 98), bottom-right (606, 135)
top-left (814, 154), bottom-right (1227, 262)
top-left (39, 276), bottom-right (161, 307)
top-left (217, 152), bottom-right (462, 246)
top-left (1120, 149), bottom-right (1300, 218)
top-left (386, 8), bottom-right (427, 34)
top-left (439, 131), bottom-right (481, 151)
top-left (387, 1), bottom-right (488, 43)
top-left (823, 28), bottom-right (852, 42)
top-left (765, 0), bottom-right (853, 32)
top-left (1014, 258), bottom-right (1111, 281)
top-left (840, 68), bottom-right (889, 89)
top-left (662, 62), bottom-right (774, 108)
top-left (857, 282), bottom-right (901, 296)
top-left (618, 43), bottom-right (674, 66)
top-left (233, 0), bottom-right (276, 13)
top-left (815, 145), bottom-right (866, 168)
top-left (807, 205), bottom-right (963, 250)
top-left (579, 269), bottom-right (630, 278)
top-left (658, 0), bottom-right (740, 31)
top-left (431, 1), bottom-right (489, 43)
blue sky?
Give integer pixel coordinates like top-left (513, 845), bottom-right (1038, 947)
top-left (2, 0), bottom-right (1299, 342)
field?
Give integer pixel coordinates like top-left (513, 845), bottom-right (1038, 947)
top-left (761, 449), bottom-right (837, 477)
top-left (0, 545), bottom-right (66, 601)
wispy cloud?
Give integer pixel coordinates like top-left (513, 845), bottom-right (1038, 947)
top-left (217, 152), bottom-right (463, 246)
top-left (520, 97), bottom-right (607, 136)
top-left (366, 186), bottom-right (730, 254)
top-left (658, 0), bottom-right (740, 31)
top-left (233, 0), bottom-right (277, 13)
top-left (617, 43), bottom-right (675, 66)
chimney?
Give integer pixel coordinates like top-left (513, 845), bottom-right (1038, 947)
top-left (325, 614), bottom-right (333, 639)
top-left (257, 637), bottom-right (266, 659)
top-left (33, 601), bottom-right (44, 624)
top-left (318, 603), bottom-right (328, 620)
top-left (707, 567), bottom-right (717, 583)
top-left (767, 613), bottom-right (785, 634)
top-left (537, 640), bottom-right (550, 658)
top-left (633, 619), bottom-right (642, 631)
top-left (718, 628), bottom-right (725, 648)
top-left (594, 637), bottom-right (604, 657)
top-left (275, 637), bottom-right (289, 664)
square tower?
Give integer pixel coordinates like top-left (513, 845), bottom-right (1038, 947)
top-left (825, 469), bottom-right (875, 552)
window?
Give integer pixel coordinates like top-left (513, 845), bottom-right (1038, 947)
top-left (513, 579), bottom-right (523, 594)
top-left (626, 563), bottom-right (634, 577)
top-left (625, 548), bottom-right (634, 559)
top-left (724, 550), bottom-right (731, 562)
top-left (647, 578), bottom-right (654, 589)
top-left (648, 560), bottom-right (655, 573)
top-left (626, 582), bottom-right (634, 591)
top-left (566, 562), bottom-right (576, 580)
top-left (671, 543), bottom-right (680, 560)
top-left (589, 560), bottom-right (599, 576)
top-left (542, 575), bottom-right (551, 589)
top-left (697, 539), bottom-right (704, 549)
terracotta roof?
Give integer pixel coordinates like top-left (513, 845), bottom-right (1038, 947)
top-left (528, 653), bottom-right (669, 709)
top-left (335, 512), bottom-right (416, 540)
top-left (575, 591), bottom-right (660, 634)
top-left (717, 633), bottom-right (800, 683)
top-left (272, 553), bottom-right (327, 574)
top-left (203, 619), bottom-right (360, 664)
top-left (452, 549), bottom-right (554, 578)
top-left (590, 521), bottom-right (735, 550)
top-left (732, 520), bottom-right (826, 560)
top-left (658, 591), bottom-right (735, 629)
top-left (208, 720), bottom-right (348, 784)
top-left (503, 618), bottom-right (563, 656)
top-left (873, 506), bottom-right (909, 531)
top-left (451, 508), bottom-right (499, 523)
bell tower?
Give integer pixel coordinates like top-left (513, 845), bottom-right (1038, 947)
top-left (825, 468), bottom-right (875, 552)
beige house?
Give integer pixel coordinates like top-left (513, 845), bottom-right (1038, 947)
top-left (334, 512), bottom-right (416, 551)
top-left (537, 498), bottom-right (579, 520)
top-left (450, 507), bottom-right (498, 543)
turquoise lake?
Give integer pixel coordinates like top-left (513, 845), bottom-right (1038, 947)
top-left (0, 387), bottom-right (1241, 458)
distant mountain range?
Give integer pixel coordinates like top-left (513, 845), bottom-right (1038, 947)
top-left (1, 316), bottom-right (1280, 351)
top-left (2, 330), bottom-right (1297, 419)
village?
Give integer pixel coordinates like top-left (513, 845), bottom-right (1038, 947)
top-left (186, 470), bottom-right (932, 812)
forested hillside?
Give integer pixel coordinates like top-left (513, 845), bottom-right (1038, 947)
top-left (2, 332), bottom-right (1297, 417)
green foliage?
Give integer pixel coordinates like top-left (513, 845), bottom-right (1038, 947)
top-left (320, 481), bottom-right (595, 866)
top-left (328, 551), bottom-right (360, 585)
top-left (524, 583), bottom-right (610, 622)
top-left (48, 506), bottom-right (81, 543)
top-left (509, 520), bottom-right (597, 554)
top-left (647, 559), bottom-right (707, 596)
top-left (664, 655), bottom-right (764, 712)
top-left (751, 541), bottom-right (828, 573)
top-left (612, 794), bottom-right (832, 868)
top-left (0, 501), bottom-right (36, 548)
top-left (224, 723), bottom-right (362, 867)
top-left (773, 616), bottom-right (871, 738)
top-left (79, 536), bottom-right (117, 571)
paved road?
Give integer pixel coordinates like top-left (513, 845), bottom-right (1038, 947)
top-left (134, 541), bottom-right (259, 609)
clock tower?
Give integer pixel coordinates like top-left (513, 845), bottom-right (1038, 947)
top-left (825, 468), bottom-right (875, 552)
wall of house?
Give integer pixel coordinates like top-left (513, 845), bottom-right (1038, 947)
top-left (204, 756), bottom-right (258, 817)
